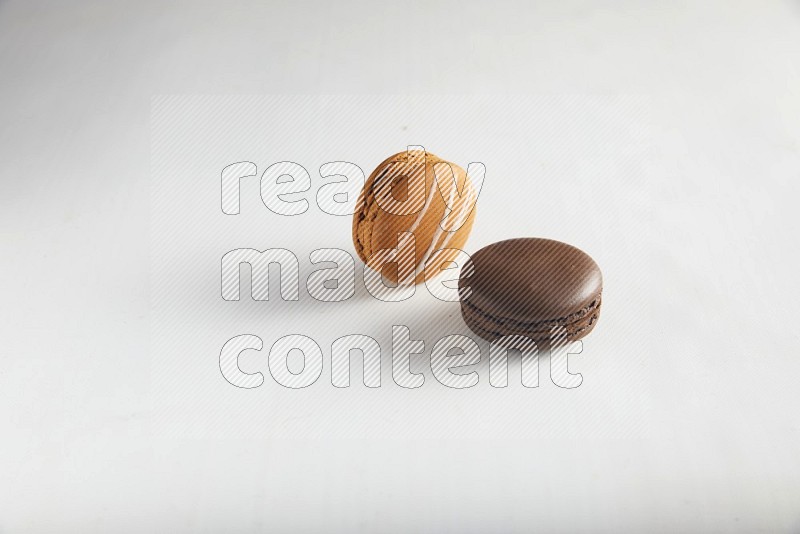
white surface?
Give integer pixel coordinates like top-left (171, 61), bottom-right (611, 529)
top-left (150, 94), bottom-right (651, 441)
top-left (1, 1), bottom-right (799, 532)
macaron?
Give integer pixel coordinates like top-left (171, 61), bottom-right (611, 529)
top-left (458, 238), bottom-right (602, 344)
top-left (353, 148), bottom-right (477, 285)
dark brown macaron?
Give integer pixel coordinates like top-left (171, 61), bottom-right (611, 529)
top-left (458, 238), bottom-right (602, 345)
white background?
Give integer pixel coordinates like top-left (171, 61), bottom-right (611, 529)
top-left (151, 94), bottom-right (651, 440)
top-left (2, 1), bottom-right (799, 532)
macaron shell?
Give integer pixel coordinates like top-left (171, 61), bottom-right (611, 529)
top-left (460, 292), bottom-right (601, 344)
top-left (461, 238), bottom-right (602, 323)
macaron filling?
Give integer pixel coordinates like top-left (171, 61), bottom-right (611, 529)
top-left (461, 295), bottom-right (601, 343)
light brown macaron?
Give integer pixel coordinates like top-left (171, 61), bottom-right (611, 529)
top-left (353, 148), bottom-right (477, 285)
